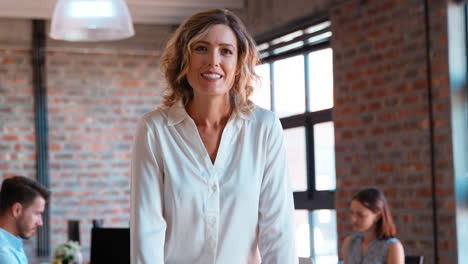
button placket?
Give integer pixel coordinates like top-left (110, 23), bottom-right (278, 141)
top-left (204, 168), bottom-right (220, 263)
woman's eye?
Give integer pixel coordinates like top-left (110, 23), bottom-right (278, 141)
top-left (194, 46), bottom-right (207, 51)
top-left (223, 49), bottom-right (233, 55)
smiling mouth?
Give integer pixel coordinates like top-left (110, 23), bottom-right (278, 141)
top-left (201, 73), bottom-right (222, 79)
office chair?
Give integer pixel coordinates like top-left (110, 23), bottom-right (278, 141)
top-left (405, 255), bottom-right (424, 264)
top-left (90, 227), bottom-right (130, 264)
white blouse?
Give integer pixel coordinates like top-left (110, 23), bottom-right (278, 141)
top-left (130, 101), bottom-right (297, 264)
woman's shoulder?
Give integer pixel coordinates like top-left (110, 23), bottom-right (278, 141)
top-left (139, 105), bottom-right (170, 125)
top-left (386, 237), bottom-right (403, 254)
top-left (385, 237), bottom-right (401, 245)
top-left (250, 105), bottom-right (279, 125)
top-left (386, 238), bottom-right (404, 262)
top-left (247, 106), bottom-right (284, 137)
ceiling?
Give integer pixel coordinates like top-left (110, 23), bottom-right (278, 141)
top-left (0, 0), bottom-right (244, 25)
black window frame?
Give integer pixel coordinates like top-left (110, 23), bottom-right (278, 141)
top-left (255, 13), bottom-right (335, 214)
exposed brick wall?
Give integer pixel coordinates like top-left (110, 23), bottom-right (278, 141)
top-left (46, 49), bottom-right (163, 261)
top-left (331, 0), bottom-right (455, 263)
top-left (0, 47), bottom-right (35, 177)
top-left (332, 0), bottom-right (432, 256)
top-left (0, 45), bottom-right (39, 258)
top-left (0, 19), bottom-right (170, 263)
top-left (0, 17), bottom-right (39, 258)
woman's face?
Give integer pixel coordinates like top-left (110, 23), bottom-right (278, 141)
top-left (350, 200), bottom-right (381, 233)
top-left (186, 24), bottom-right (238, 99)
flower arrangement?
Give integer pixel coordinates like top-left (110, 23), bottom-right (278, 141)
top-left (53, 241), bottom-right (82, 264)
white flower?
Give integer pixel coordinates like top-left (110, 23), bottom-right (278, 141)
top-left (53, 241), bottom-right (81, 262)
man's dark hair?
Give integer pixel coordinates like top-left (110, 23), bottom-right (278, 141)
top-left (0, 176), bottom-right (50, 215)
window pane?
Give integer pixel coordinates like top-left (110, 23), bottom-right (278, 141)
top-left (308, 48), bottom-right (333, 111)
top-left (311, 210), bottom-right (338, 264)
top-left (305, 21), bottom-right (331, 34)
top-left (306, 32), bottom-right (333, 45)
top-left (314, 122), bottom-right (336, 191)
top-left (273, 41), bottom-right (304, 54)
top-left (295, 210), bottom-right (339, 263)
top-left (251, 63), bottom-right (271, 110)
top-left (295, 210), bottom-right (311, 258)
top-left (271, 30), bottom-right (303, 45)
top-left (284, 127), bottom-right (307, 192)
top-left (274, 55), bottom-right (306, 117)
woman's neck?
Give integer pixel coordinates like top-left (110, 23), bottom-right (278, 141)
top-left (362, 228), bottom-right (377, 243)
top-left (186, 95), bottom-right (232, 127)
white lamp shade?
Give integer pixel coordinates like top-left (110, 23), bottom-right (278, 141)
top-left (50, 0), bottom-right (135, 41)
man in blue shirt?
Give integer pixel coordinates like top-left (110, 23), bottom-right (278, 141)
top-left (0, 176), bottom-right (50, 264)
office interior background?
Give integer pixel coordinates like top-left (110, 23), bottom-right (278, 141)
top-left (0, 0), bottom-right (467, 263)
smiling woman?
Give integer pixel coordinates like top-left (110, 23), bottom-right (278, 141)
top-left (131, 8), bottom-right (297, 264)
top-left (160, 9), bottom-right (258, 112)
top-left (186, 24), bottom-right (239, 98)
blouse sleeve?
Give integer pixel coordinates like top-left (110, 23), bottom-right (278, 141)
top-left (258, 116), bottom-right (298, 264)
top-left (130, 118), bottom-right (166, 264)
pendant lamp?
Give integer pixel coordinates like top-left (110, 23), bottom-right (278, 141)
top-left (50, 0), bottom-right (135, 42)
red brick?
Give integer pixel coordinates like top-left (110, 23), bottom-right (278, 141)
top-left (3, 135), bottom-right (20, 141)
top-left (119, 80), bottom-right (142, 87)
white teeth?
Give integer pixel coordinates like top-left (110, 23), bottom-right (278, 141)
top-left (202, 73), bottom-right (221, 78)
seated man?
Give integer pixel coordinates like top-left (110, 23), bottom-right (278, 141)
top-left (0, 176), bottom-right (50, 264)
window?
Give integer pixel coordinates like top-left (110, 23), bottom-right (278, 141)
top-left (447, 3), bottom-right (468, 264)
top-left (253, 19), bottom-right (337, 264)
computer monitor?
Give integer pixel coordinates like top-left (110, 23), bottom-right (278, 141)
top-left (90, 227), bottom-right (130, 264)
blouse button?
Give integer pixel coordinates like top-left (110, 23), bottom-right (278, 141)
top-left (208, 216), bottom-right (216, 225)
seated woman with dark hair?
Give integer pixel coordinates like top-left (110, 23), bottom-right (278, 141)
top-left (341, 187), bottom-right (404, 264)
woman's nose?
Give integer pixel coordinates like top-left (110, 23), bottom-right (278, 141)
top-left (207, 50), bottom-right (220, 67)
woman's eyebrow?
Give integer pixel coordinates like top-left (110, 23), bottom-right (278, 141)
top-left (193, 40), bottom-right (236, 49)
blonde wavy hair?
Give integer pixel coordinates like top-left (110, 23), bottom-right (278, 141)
top-left (160, 9), bottom-right (259, 113)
